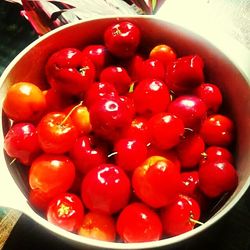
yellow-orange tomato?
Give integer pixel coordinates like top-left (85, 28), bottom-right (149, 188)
top-left (65, 103), bottom-right (92, 135)
top-left (78, 211), bottom-right (116, 242)
top-left (149, 44), bottom-right (177, 68)
top-left (3, 82), bottom-right (46, 122)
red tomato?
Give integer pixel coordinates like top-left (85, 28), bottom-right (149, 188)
top-left (132, 79), bottom-right (171, 117)
top-left (81, 164), bottom-right (131, 214)
top-left (165, 55), bottom-right (204, 94)
top-left (4, 122), bottom-right (41, 166)
top-left (100, 66), bottom-right (132, 95)
top-left (161, 195), bottom-right (201, 237)
top-left (70, 135), bottom-right (107, 175)
top-left (82, 44), bottom-right (111, 76)
top-left (136, 58), bottom-right (165, 82)
top-left (114, 137), bottom-right (148, 172)
top-left (201, 146), bottom-right (234, 164)
top-left (149, 44), bottom-right (177, 68)
top-left (104, 21), bottom-right (141, 58)
top-left (132, 156), bottom-right (181, 208)
top-left (47, 193), bottom-right (84, 232)
top-left (45, 48), bottom-right (96, 96)
top-left (37, 112), bottom-right (78, 154)
top-left (148, 112), bottom-right (185, 150)
top-left (176, 133), bottom-right (205, 169)
top-left (29, 154), bottom-right (75, 199)
top-left (198, 160), bottom-right (238, 198)
top-left (200, 114), bottom-right (234, 147)
top-left (78, 211), bottom-right (116, 242)
top-left (180, 171), bottom-right (199, 197)
top-left (116, 202), bottom-right (162, 243)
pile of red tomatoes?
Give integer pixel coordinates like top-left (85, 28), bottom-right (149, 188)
top-left (2, 20), bottom-right (238, 243)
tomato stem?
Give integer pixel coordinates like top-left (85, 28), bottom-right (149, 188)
top-left (201, 151), bottom-right (207, 159)
top-left (61, 101), bottom-right (83, 125)
top-left (9, 158), bottom-right (16, 165)
top-left (107, 151), bottom-right (118, 158)
top-left (189, 217), bottom-right (204, 225)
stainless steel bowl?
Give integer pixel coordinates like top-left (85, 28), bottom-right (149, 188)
top-left (0, 16), bottom-right (250, 249)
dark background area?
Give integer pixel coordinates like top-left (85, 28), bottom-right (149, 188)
top-left (0, 1), bottom-right (37, 74)
top-left (0, 1), bottom-right (250, 250)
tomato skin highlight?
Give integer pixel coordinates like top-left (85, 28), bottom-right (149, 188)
top-left (29, 154), bottom-right (76, 200)
top-left (47, 193), bottom-right (84, 232)
top-left (116, 202), bottom-right (162, 243)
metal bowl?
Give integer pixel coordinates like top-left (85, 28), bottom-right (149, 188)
top-left (0, 16), bottom-right (250, 249)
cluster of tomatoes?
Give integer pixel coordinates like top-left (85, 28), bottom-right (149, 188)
top-left (2, 21), bottom-right (238, 243)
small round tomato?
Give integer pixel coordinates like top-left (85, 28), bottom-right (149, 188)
top-left (70, 135), bottom-right (107, 175)
top-left (148, 112), bottom-right (185, 150)
top-left (116, 202), bottom-right (162, 243)
top-left (201, 146), bottom-right (234, 164)
top-left (81, 164), bottom-right (131, 214)
top-left (149, 44), bottom-right (177, 68)
top-left (82, 44), bottom-right (111, 76)
top-left (84, 81), bottom-right (118, 108)
top-left (114, 137), bottom-right (148, 172)
top-left (47, 193), bottom-right (84, 232)
top-left (104, 21), bottom-right (141, 58)
top-left (132, 156), bottom-right (181, 208)
top-left (198, 160), bottom-right (238, 198)
top-left (3, 82), bottom-right (46, 122)
top-left (161, 195), bottom-right (201, 237)
top-left (200, 114), bottom-right (234, 147)
top-left (180, 171), bottom-right (199, 197)
top-left (132, 79), bottom-right (171, 117)
top-left (193, 83), bottom-right (223, 114)
top-left (168, 95), bottom-right (207, 131)
top-left (29, 154), bottom-right (75, 199)
top-left (45, 48), bottom-right (96, 96)
top-left (4, 122), bottom-right (41, 166)
top-left (78, 211), bottom-right (116, 242)
top-left (136, 58), bottom-right (165, 82)
top-left (165, 55), bottom-right (204, 94)
top-left (176, 133), bottom-right (205, 169)
top-left (89, 96), bottom-right (134, 141)
top-left (100, 66), bottom-right (132, 95)
top-left (37, 112), bottom-right (78, 154)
